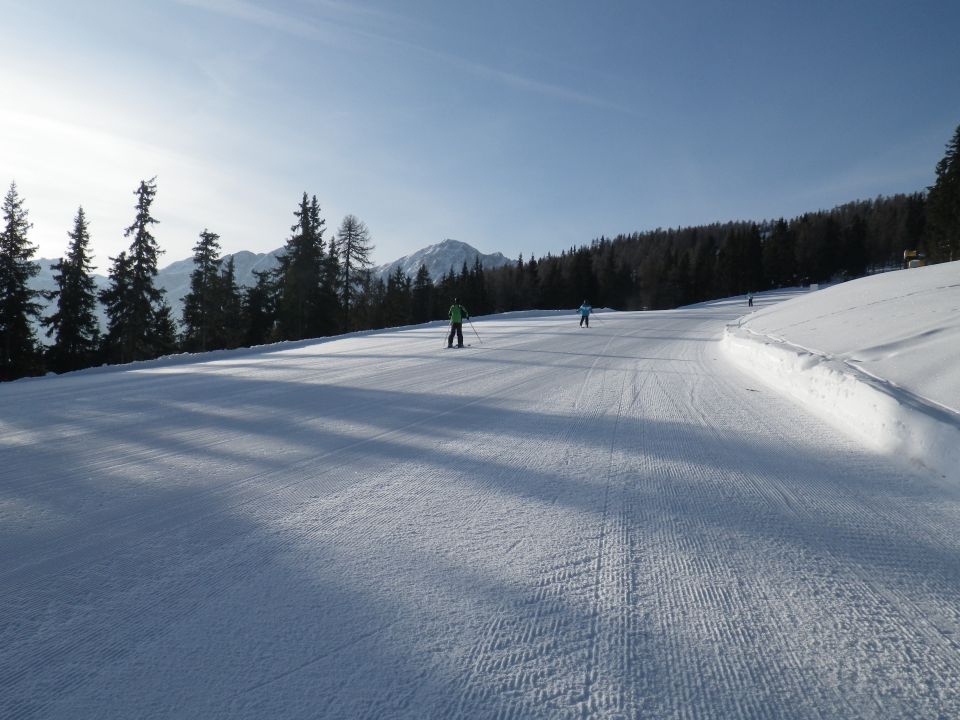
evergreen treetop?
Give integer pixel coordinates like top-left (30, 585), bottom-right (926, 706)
top-left (43, 206), bottom-right (100, 373)
top-left (100, 178), bottom-right (173, 363)
top-left (182, 228), bottom-right (223, 352)
top-left (927, 123), bottom-right (960, 262)
top-left (0, 182), bottom-right (42, 380)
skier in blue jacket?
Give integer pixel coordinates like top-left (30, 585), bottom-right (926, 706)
top-left (578, 301), bottom-right (592, 328)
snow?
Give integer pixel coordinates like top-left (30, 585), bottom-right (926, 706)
top-left (723, 261), bottom-right (960, 481)
top-left (3, 270), bottom-right (960, 719)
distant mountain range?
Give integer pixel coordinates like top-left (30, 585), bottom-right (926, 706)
top-left (30, 239), bottom-right (510, 333)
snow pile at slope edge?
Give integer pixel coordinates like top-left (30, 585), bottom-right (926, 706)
top-left (722, 325), bottom-right (960, 482)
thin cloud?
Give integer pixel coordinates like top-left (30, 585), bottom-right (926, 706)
top-left (174, 0), bottom-right (316, 37)
top-left (175, 0), bottom-right (636, 115)
top-left (442, 52), bottom-right (640, 116)
top-left (174, 0), bottom-right (415, 43)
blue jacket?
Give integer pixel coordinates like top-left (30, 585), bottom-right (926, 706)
top-left (578, 304), bottom-right (592, 317)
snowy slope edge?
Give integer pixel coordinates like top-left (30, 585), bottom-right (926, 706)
top-left (722, 326), bottom-right (960, 482)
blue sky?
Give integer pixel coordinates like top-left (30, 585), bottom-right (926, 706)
top-left (3, 0), bottom-right (958, 269)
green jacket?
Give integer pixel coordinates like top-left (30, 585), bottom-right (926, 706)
top-left (448, 304), bottom-right (468, 324)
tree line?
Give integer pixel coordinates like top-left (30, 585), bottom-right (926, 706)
top-left (2, 124), bottom-right (958, 382)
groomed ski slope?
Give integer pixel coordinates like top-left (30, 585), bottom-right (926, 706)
top-left (3, 292), bottom-right (960, 718)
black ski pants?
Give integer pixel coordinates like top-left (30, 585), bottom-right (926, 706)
top-left (448, 323), bottom-right (464, 347)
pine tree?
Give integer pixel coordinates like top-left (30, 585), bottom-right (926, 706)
top-left (43, 206), bottom-right (100, 373)
top-left (468, 256), bottom-right (490, 314)
top-left (538, 257), bottom-right (566, 310)
top-left (99, 251), bottom-right (133, 364)
top-left (276, 193), bottom-right (327, 340)
top-left (522, 255), bottom-right (539, 309)
top-left (350, 268), bottom-right (379, 329)
top-left (743, 223), bottom-right (765, 293)
top-left (840, 214), bottom-right (868, 278)
top-left (0, 182), bottom-right (42, 380)
top-left (383, 267), bottom-right (411, 327)
top-left (411, 263), bottom-right (434, 323)
top-left (182, 229), bottom-right (223, 353)
top-left (437, 267), bottom-right (459, 310)
top-left (101, 178), bottom-right (174, 363)
top-left (570, 247), bottom-right (596, 308)
top-left (150, 304), bottom-right (178, 358)
top-left (242, 269), bottom-right (278, 347)
top-left (335, 214), bottom-right (374, 330)
top-left (927, 124), bottom-right (960, 262)
top-left (217, 256), bottom-right (244, 349)
top-left (320, 235), bottom-right (342, 336)
top-left (124, 178), bottom-right (160, 345)
top-left (761, 219), bottom-right (795, 288)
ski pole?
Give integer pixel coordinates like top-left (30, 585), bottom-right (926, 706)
top-left (468, 318), bottom-right (482, 344)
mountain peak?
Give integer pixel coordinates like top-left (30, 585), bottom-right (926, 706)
top-left (372, 239), bottom-right (511, 281)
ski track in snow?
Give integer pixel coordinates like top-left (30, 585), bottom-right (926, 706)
top-left (2, 305), bottom-right (960, 718)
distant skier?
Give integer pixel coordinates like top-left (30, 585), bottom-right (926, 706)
top-left (578, 300), bottom-right (592, 328)
top-left (448, 298), bottom-right (469, 348)
top-left (747, 293), bottom-right (754, 307)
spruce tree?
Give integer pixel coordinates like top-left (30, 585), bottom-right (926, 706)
top-left (182, 229), bottom-right (223, 352)
top-left (383, 267), bottom-right (411, 327)
top-left (242, 269), bottom-right (278, 347)
top-left (150, 304), bottom-right (179, 358)
top-left (43, 206), bottom-right (100, 373)
top-left (101, 178), bottom-right (174, 362)
top-left (217, 256), bottom-right (244, 349)
top-left (276, 193), bottom-right (327, 340)
top-left (318, 235), bottom-right (342, 337)
top-left (927, 124), bottom-right (960, 262)
top-left (437, 267), bottom-right (459, 311)
top-left (0, 182), bottom-right (42, 380)
top-left (127, 178), bottom-right (172, 358)
top-left (761, 219), bottom-right (795, 288)
top-left (365, 274), bottom-right (388, 329)
top-left (99, 251), bottom-right (133, 364)
top-left (840, 214), bottom-right (868, 278)
top-left (469, 256), bottom-right (490, 313)
top-left (538, 258), bottom-right (566, 310)
top-left (411, 263), bottom-right (433, 323)
top-left (570, 248), bottom-right (596, 308)
top-left (349, 268), bottom-right (379, 329)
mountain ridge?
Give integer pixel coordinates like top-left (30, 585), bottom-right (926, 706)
top-left (370, 239), bottom-right (511, 282)
top-left (29, 239), bottom-right (508, 331)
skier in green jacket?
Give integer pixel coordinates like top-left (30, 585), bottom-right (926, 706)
top-left (448, 298), bottom-right (469, 348)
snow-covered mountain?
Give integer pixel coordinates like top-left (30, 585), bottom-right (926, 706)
top-left (370, 239), bottom-right (512, 281)
top-left (152, 249), bottom-right (284, 316)
top-left (30, 250), bottom-right (284, 334)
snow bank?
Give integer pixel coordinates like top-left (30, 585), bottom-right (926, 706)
top-left (722, 261), bottom-right (960, 482)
